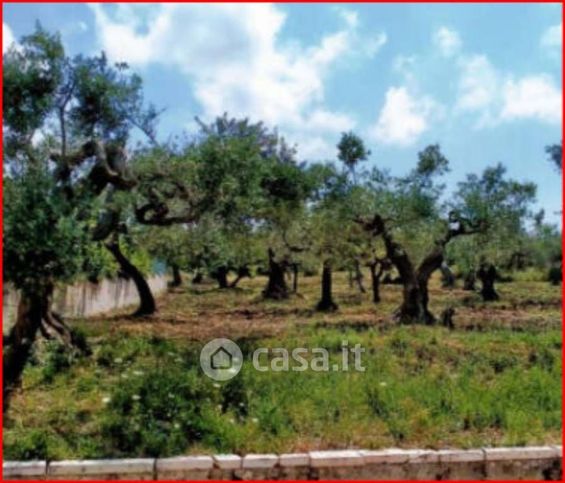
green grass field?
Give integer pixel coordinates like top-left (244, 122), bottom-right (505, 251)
top-left (3, 271), bottom-right (562, 460)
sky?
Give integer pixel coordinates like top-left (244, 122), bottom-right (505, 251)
top-left (3, 3), bottom-right (563, 223)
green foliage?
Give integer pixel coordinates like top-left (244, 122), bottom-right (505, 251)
top-left (82, 242), bottom-right (118, 282)
top-left (3, 275), bottom-right (562, 458)
top-left (4, 24), bottom-right (158, 297)
top-left (4, 25), bottom-right (156, 150)
top-left (141, 226), bottom-right (189, 270)
top-left (3, 25), bottom-right (64, 143)
top-left (70, 54), bottom-right (157, 142)
top-left (4, 429), bottom-right (50, 460)
top-left (545, 142), bottom-right (562, 172)
top-left (3, 167), bottom-right (89, 294)
top-left (41, 342), bottom-right (73, 383)
top-left (337, 131), bottom-right (370, 175)
top-left (449, 164), bottom-right (537, 272)
top-left (101, 366), bottom-right (216, 457)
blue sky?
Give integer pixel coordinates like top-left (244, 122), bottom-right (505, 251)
top-left (3, 3), bottom-right (563, 223)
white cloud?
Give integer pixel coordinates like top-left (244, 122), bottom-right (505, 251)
top-left (455, 53), bottom-right (562, 127)
top-left (307, 110), bottom-right (355, 133)
top-left (90, 3), bottom-right (384, 159)
top-left (370, 87), bottom-right (440, 146)
top-left (3, 23), bottom-right (15, 54)
top-left (500, 75), bottom-right (562, 124)
top-left (541, 22), bottom-right (562, 50)
top-left (456, 54), bottom-right (499, 113)
top-left (335, 7), bottom-right (359, 29)
top-left (433, 26), bottom-right (462, 58)
top-left (364, 32), bottom-right (388, 58)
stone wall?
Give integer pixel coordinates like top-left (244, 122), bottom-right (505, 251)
top-left (3, 275), bottom-right (169, 332)
top-left (3, 446), bottom-right (562, 480)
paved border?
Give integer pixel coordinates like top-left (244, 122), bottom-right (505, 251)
top-left (3, 446), bottom-right (562, 480)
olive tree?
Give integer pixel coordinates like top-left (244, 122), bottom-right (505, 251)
top-left (3, 26), bottom-right (156, 397)
top-left (450, 164), bottom-right (536, 301)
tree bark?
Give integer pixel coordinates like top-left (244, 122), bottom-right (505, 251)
top-left (478, 263), bottom-right (499, 301)
top-left (463, 270), bottom-right (476, 291)
top-left (170, 264), bottom-right (182, 287)
top-left (213, 266), bottom-right (229, 289)
top-left (3, 292), bottom-right (44, 406)
top-left (548, 264), bottom-right (562, 286)
top-left (263, 248), bottom-right (289, 299)
top-left (291, 263), bottom-right (299, 293)
top-left (105, 241), bottom-right (156, 316)
top-left (229, 266), bottom-right (251, 289)
top-left (355, 213), bottom-right (481, 324)
top-left (3, 283), bottom-right (84, 409)
top-left (354, 260), bottom-right (366, 293)
top-left (192, 272), bottom-right (204, 284)
top-left (440, 262), bottom-right (455, 288)
top-left (369, 262), bottom-right (383, 304)
top-left (316, 260), bottom-right (338, 311)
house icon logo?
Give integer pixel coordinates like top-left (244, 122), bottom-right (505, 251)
top-left (200, 338), bottom-right (243, 381)
top-left (211, 346), bottom-right (233, 370)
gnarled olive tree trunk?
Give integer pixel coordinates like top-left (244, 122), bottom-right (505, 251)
top-left (170, 264), bottom-right (182, 287)
top-left (356, 214), bottom-right (480, 324)
top-left (440, 262), bottom-right (455, 288)
top-left (463, 270), bottom-right (476, 291)
top-left (477, 263), bottom-right (499, 301)
top-left (354, 259), bottom-right (366, 293)
top-left (229, 266), bottom-right (251, 288)
top-left (212, 266), bottom-right (229, 289)
top-left (291, 263), bottom-right (299, 293)
top-left (316, 260), bottom-right (338, 311)
top-left (263, 248), bottom-right (289, 299)
top-left (105, 241), bottom-right (156, 316)
top-left (368, 260), bottom-right (385, 304)
top-left (3, 282), bottom-right (83, 409)
top-left (4, 291), bottom-right (44, 406)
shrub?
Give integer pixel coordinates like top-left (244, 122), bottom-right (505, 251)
top-left (42, 342), bottom-right (73, 383)
top-left (4, 429), bottom-right (49, 460)
top-left (101, 366), bottom-right (217, 457)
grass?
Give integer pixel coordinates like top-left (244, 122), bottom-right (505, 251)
top-left (3, 270), bottom-right (562, 460)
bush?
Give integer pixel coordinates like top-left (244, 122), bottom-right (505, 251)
top-left (42, 342), bottom-right (73, 383)
top-left (4, 429), bottom-right (49, 460)
top-left (101, 366), bottom-right (217, 457)
top-left (511, 267), bottom-right (547, 282)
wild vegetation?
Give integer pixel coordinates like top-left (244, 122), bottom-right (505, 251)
top-left (3, 273), bottom-right (562, 459)
top-left (3, 26), bottom-right (562, 459)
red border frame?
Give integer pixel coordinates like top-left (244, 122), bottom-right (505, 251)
top-left (0, 1), bottom-right (563, 482)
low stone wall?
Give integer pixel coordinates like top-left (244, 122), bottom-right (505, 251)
top-left (3, 446), bottom-right (562, 480)
top-left (2, 275), bottom-right (169, 332)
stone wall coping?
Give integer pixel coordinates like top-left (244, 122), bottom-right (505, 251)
top-left (48, 458), bottom-right (155, 475)
top-left (3, 461), bottom-right (46, 477)
top-left (309, 450), bottom-right (364, 467)
top-left (156, 455), bottom-right (214, 471)
top-left (4, 445), bottom-right (562, 479)
top-left (437, 449), bottom-right (485, 463)
top-left (212, 454), bottom-right (242, 470)
top-left (241, 454), bottom-right (279, 469)
top-left (279, 453), bottom-right (310, 467)
top-left (360, 448), bottom-right (411, 464)
top-left (404, 449), bottom-right (440, 464)
top-left (483, 446), bottom-right (560, 461)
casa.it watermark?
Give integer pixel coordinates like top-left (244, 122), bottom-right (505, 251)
top-left (200, 338), bottom-right (365, 381)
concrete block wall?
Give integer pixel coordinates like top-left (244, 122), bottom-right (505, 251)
top-left (3, 446), bottom-right (562, 480)
top-left (3, 275), bottom-right (168, 332)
